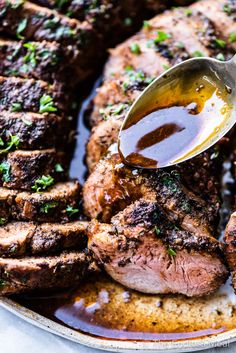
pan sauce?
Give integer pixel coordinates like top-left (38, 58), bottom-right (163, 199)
top-left (119, 68), bottom-right (233, 168)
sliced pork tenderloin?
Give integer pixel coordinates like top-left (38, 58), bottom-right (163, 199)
top-left (88, 199), bottom-right (228, 297)
top-left (0, 250), bottom-right (98, 295)
top-left (0, 221), bottom-right (88, 257)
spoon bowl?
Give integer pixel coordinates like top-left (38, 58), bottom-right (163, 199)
top-left (119, 54), bottom-right (236, 169)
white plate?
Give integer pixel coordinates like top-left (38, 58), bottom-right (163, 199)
top-left (1, 296), bottom-right (236, 353)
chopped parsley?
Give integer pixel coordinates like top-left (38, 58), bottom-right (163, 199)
top-left (39, 94), bottom-right (57, 113)
top-left (129, 43), bottom-right (141, 55)
top-left (216, 53), bottom-right (225, 61)
top-left (99, 103), bottom-right (129, 120)
top-left (155, 226), bottom-right (161, 236)
top-left (0, 162), bottom-right (11, 182)
top-left (192, 50), bottom-right (204, 57)
top-left (215, 38), bottom-right (226, 48)
top-left (223, 4), bottom-right (231, 15)
top-left (23, 42), bottom-right (37, 67)
top-left (32, 175), bottom-right (54, 192)
top-left (230, 32), bottom-right (236, 43)
top-left (122, 66), bottom-right (154, 91)
top-left (55, 163), bottom-right (64, 172)
top-left (167, 247), bottom-right (176, 257)
top-left (154, 30), bottom-right (172, 44)
top-left (0, 279), bottom-right (6, 288)
top-left (185, 9), bottom-right (193, 16)
top-left (162, 64), bottom-right (170, 71)
top-left (40, 201), bottom-right (58, 213)
top-left (143, 20), bottom-right (151, 30)
top-left (0, 218), bottom-right (6, 225)
top-left (11, 102), bottom-right (22, 112)
top-left (0, 134), bottom-right (20, 154)
top-left (66, 205), bottom-right (79, 217)
top-left (16, 18), bottom-right (27, 39)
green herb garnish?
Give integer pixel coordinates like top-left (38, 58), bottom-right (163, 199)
top-left (215, 39), bottom-right (226, 48)
top-left (11, 102), bottom-right (22, 112)
top-left (39, 94), bottom-right (57, 113)
top-left (192, 50), bottom-right (204, 57)
top-left (129, 43), bottom-right (141, 55)
top-left (155, 226), bottom-right (161, 236)
top-left (0, 162), bottom-right (11, 182)
top-left (0, 218), bottom-right (6, 225)
top-left (0, 134), bottom-right (20, 154)
top-left (32, 175), bottom-right (54, 192)
top-left (23, 42), bottom-right (37, 67)
top-left (167, 247), bottom-right (176, 257)
top-left (216, 53), bottom-right (225, 61)
top-left (143, 20), bottom-right (151, 30)
top-left (66, 205), bottom-right (79, 217)
top-left (154, 30), bottom-right (172, 44)
top-left (230, 32), bottom-right (236, 43)
top-left (185, 9), bottom-right (193, 16)
top-left (0, 279), bottom-right (6, 287)
top-left (55, 163), bottom-right (64, 172)
top-left (16, 18), bottom-right (27, 39)
top-left (40, 201), bottom-right (58, 213)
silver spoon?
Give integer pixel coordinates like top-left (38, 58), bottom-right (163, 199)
top-left (118, 54), bottom-right (236, 169)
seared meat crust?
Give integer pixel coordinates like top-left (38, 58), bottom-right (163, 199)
top-left (0, 221), bottom-right (88, 257)
top-left (88, 200), bottom-right (228, 297)
top-left (0, 250), bottom-right (98, 295)
top-left (0, 149), bottom-right (67, 190)
top-left (0, 181), bottom-right (80, 223)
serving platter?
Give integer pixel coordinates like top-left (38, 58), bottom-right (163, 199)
top-left (1, 275), bottom-right (236, 353)
top-left (1, 61), bottom-right (236, 353)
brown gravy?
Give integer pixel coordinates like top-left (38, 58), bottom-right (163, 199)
top-left (119, 67), bottom-right (232, 168)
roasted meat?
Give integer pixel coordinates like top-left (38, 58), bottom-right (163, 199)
top-left (0, 221), bottom-right (88, 257)
top-left (88, 200), bottom-right (228, 297)
top-left (84, 0), bottom-right (234, 296)
top-left (86, 0), bottom-right (235, 171)
top-left (0, 180), bottom-right (80, 223)
top-left (0, 250), bottom-right (98, 295)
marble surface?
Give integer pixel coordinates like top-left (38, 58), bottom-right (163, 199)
top-left (0, 305), bottom-right (235, 353)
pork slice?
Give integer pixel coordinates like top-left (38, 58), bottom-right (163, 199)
top-left (0, 250), bottom-right (98, 295)
top-left (88, 200), bottom-right (228, 297)
top-left (0, 221), bottom-right (88, 257)
top-left (0, 149), bottom-right (67, 190)
top-left (0, 111), bottom-right (68, 150)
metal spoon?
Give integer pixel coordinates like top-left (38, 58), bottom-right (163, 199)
top-left (118, 54), bottom-right (236, 169)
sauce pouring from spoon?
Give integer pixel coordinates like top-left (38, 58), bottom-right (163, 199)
top-left (118, 54), bottom-right (236, 169)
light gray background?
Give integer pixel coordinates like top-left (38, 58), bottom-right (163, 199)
top-left (0, 306), bottom-right (235, 353)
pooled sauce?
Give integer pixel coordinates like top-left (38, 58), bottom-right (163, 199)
top-left (119, 67), bottom-right (233, 168)
top-left (17, 274), bottom-right (233, 341)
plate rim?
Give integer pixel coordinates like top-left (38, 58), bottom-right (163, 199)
top-left (1, 297), bottom-right (236, 353)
